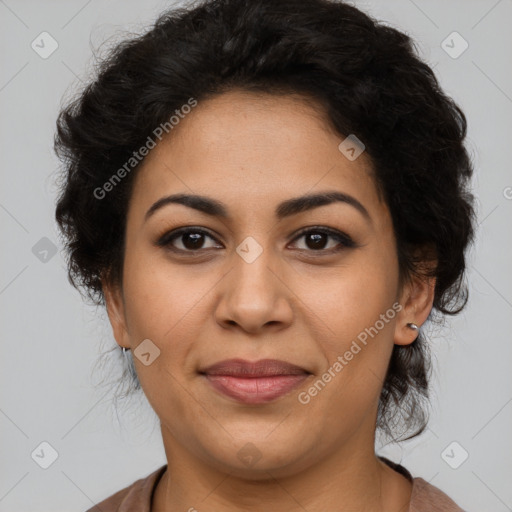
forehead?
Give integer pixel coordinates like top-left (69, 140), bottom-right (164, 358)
top-left (128, 90), bottom-right (384, 224)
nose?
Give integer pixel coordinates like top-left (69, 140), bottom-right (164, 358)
top-left (214, 243), bottom-right (294, 334)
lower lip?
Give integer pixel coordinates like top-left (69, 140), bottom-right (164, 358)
top-left (203, 374), bottom-right (309, 404)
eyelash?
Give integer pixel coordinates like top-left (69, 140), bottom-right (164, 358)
top-left (155, 226), bottom-right (357, 256)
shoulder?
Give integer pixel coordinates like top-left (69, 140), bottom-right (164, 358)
top-left (379, 456), bottom-right (465, 511)
top-left (85, 465), bottom-right (167, 512)
top-left (410, 477), bottom-right (466, 512)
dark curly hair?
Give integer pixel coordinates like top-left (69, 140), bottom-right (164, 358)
top-left (54, 0), bottom-right (476, 440)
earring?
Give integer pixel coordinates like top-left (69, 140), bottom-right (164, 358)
top-left (406, 322), bottom-right (419, 330)
top-left (122, 346), bottom-right (129, 355)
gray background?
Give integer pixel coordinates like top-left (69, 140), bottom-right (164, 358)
top-left (1, 0), bottom-right (511, 510)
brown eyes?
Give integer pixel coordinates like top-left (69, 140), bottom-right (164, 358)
top-left (156, 226), bottom-right (356, 255)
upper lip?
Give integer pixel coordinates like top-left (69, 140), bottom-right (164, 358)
top-left (200, 358), bottom-right (310, 377)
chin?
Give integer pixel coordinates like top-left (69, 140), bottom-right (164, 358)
top-left (200, 434), bottom-right (319, 479)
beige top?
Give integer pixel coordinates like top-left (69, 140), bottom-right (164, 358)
top-left (86, 458), bottom-right (465, 511)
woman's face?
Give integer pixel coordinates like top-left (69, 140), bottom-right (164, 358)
top-left (104, 90), bottom-right (430, 478)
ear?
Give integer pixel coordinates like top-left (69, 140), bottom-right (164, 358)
top-left (102, 277), bottom-right (130, 350)
top-left (393, 269), bottom-right (436, 346)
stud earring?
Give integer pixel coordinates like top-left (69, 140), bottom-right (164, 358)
top-left (406, 322), bottom-right (419, 330)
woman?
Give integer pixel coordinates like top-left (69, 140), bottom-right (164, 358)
top-left (54, 0), bottom-right (475, 510)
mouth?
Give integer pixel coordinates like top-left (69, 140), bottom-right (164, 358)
top-left (199, 358), bottom-right (311, 405)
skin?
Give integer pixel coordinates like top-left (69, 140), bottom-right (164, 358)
top-left (103, 89), bottom-right (436, 511)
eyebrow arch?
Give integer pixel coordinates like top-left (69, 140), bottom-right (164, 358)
top-left (144, 191), bottom-right (371, 223)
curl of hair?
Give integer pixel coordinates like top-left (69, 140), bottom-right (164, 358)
top-left (54, 0), bottom-right (476, 440)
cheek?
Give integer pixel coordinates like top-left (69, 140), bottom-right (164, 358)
top-left (120, 246), bottom-right (222, 403)
top-left (121, 246), bottom-right (206, 339)
top-left (120, 250), bottom-right (203, 414)
top-left (306, 247), bottom-right (399, 402)
top-left (313, 250), bottom-right (398, 348)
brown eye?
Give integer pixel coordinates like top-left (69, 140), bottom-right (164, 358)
top-left (181, 232), bottom-right (207, 250)
top-left (304, 232), bottom-right (329, 250)
top-left (156, 228), bottom-right (222, 252)
top-left (289, 227), bottom-right (356, 253)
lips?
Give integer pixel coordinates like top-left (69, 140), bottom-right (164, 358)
top-left (200, 358), bottom-right (309, 377)
top-left (199, 359), bottom-right (311, 404)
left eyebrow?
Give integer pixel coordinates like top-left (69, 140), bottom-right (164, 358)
top-left (144, 191), bottom-right (371, 224)
top-left (275, 191), bottom-right (371, 223)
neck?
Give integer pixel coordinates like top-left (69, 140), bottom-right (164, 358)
top-left (152, 424), bottom-right (412, 512)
